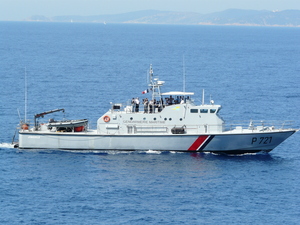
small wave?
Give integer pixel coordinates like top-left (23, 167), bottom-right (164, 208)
top-left (145, 149), bottom-right (162, 154)
top-left (170, 151), bottom-right (184, 154)
top-left (0, 143), bottom-right (16, 149)
top-left (106, 150), bottom-right (134, 155)
top-left (53, 149), bottom-right (132, 155)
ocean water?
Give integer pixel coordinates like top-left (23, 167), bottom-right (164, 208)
top-left (1, 22), bottom-right (300, 224)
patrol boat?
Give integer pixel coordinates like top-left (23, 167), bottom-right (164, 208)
top-left (17, 65), bottom-right (297, 153)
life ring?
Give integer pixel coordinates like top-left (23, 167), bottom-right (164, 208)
top-left (103, 115), bottom-right (110, 123)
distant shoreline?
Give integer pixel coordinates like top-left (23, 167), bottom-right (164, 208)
top-left (2, 20), bottom-right (299, 28)
top-left (3, 9), bottom-right (297, 28)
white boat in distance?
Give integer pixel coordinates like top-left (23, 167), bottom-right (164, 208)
top-left (16, 65), bottom-right (297, 154)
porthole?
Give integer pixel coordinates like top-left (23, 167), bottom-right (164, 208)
top-left (169, 118), bottom-right (172, 121)
top-left (164, 118), bottom-right (167, 121)
top-left (154, 118), bottom-right (157, 120)
top-left (180, 118), bottom-right (182, 121)
top-left (130, 117), bottom-right (133, 120)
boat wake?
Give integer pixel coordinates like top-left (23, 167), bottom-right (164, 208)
top-left (145, 149), bottom-right (162, 154)
top-left (0, 143), bottom-right (16, 149)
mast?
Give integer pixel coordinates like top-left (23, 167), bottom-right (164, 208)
top-left (148, 65), bottom-right (164, 102)
top-left (149, 64), bottom-right (153, 83)
top-left (24, 67), bottom-right (28, 123)
top-left (183, 55), bottom-right (186, 93)
top-left (149, 64), bottom-right (154, 100)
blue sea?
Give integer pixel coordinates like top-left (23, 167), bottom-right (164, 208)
top-left (1, 22), bottom-right (300, 224)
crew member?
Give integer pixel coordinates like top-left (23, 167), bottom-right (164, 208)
top-left (135, 97), bottom-right (140, 112)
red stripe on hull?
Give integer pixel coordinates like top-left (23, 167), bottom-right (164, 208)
top-left (188, 135), bottom-right (209, 151)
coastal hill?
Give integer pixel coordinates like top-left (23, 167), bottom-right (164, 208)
top-left (25, 9), bottom-right (300, 27)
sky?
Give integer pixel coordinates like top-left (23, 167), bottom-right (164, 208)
top-left (0, 0), bottom-right (299, 21)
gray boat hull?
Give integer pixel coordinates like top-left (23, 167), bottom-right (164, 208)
top-left (18, 129), bottom-right (295, 153)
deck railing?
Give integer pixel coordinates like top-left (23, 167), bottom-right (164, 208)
top-left (224, 120), bottom-right (295, 132)
top-left (18, 120), bottom-right (296, 135)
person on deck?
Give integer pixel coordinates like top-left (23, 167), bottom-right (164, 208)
top-left (143, 98), bottom-right (149, 113)
top-left (149, 99), bottom-right (154, 113)
top-left (131, 98), bottom-right (136, 112)
top-left (135, 97), bottom-right (140, 112)
top-left (169, 95), bottom-right (174, 105)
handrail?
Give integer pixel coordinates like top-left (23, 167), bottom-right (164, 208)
top-left (224, 120), bottom-right (295, 131)
top-left (18, 120), bottom-right (296, 134)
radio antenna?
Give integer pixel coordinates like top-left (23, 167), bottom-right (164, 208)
top-left (17, 108), bottom-right (22, 122)
top-left (183, 55), bottom-right (186, 93)
top-left (24, 67), bottom-right (28, 123)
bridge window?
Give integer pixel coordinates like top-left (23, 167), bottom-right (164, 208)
top-left (113, 105), bottom-right (121, 110)
top-left (210, 109), bottom-right (216, 113)
top-left (190, 109), bottom-right (198, 113)
top-left (200, 109), bottom-right (208, 113)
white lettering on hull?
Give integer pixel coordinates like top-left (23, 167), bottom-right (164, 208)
top-left (28, 136), bottom-right (41, 139)
top-left (123, 120), bottom-right (166, 124)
